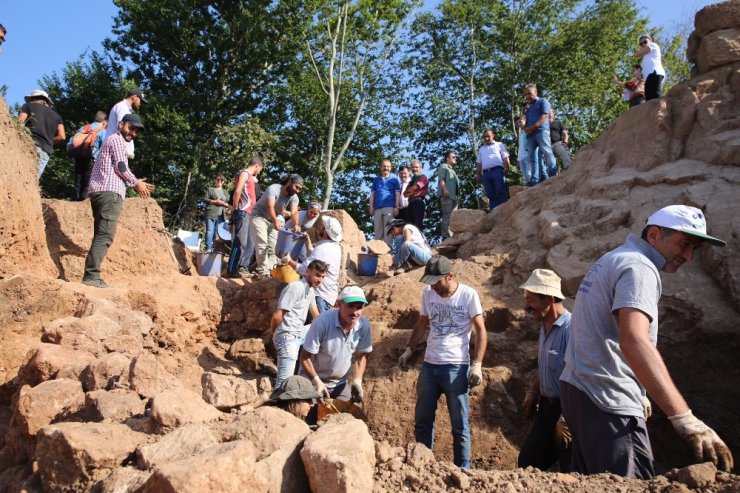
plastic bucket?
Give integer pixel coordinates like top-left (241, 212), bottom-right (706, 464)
top-left (357, 253), bottom-right (379, 276)
top-left (276, 229), bottom-right (305, 258)
top-left (196, 252), bottom-right (223, 277)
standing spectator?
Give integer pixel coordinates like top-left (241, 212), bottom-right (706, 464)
top-left (549, 110), bottom-right (571, 173)
top-left (203, 173), bottom-right (230, 253)
top-left (438, 151), bottom-right (460, 239)
top-left (476, 129), bottom-right (510, 210)
top-left (516, 117), bottom-right (534, 185)
top-left (523, 84), bottom-right (557, 186)
top-left (67, 111), bottom-right (108, 200)
top-left (18, 90), bottom-right (65, 177)
top-left (106, 87), bottom-right (147, 158)
top-left (369, 159), bottom-right (401, 246)
top-left (386, 219), bottom-right (432, 275)
top-left (635, 35), bottom-right (665, 101)
top-left (404, 160), bottom-right (429, 230)
top-left (250, 174), bottom-right (303, 276)
top-left (227, 158), bottom-right (263, 277)
top-left (81, 114), bottom-right (154, 288)
top-left (612, 64), bottom-right (646, 107)
top-left (560, 205), bottom-right (733, 478)
top-left (398, 255), bottom-right (487, 469)
top-left (398, 165), bottom-right (411, 223)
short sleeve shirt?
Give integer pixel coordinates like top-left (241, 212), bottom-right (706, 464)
top-left (402, 225), bottom-right (431, 254)
top-left (20, 103), bottom-right (63, 155)
top-left (477, 142), bottom-right (509, 170)
top-left (275, 278), bottom-right (315, 337)
top-left (106, 99), bottom-right (135, 156)
top-left (549, 120), bottom-right (566, 144)
top-left (299, 310), bottom-right (373, 389)
top-left (525, 97), bottom-right (552, 132)
top-left (560, 234), bottom-right (665, 417)
top-left (538, 311), bottom-right (571, 399)
top-left (252, 183), bottom-right (299, 220)
top-left (437, 164), bottom-right (459, 201)
top-left (371, 175), bottom-right (401, 209)
top-left (421, 283), bottom-right (483, 365)
top-left (205, 187), bottom-right (229, 220)
top-left (641, 42), bottom-right (665, 77)
top-left (296, 240), bottom-right (341, 306)
top-left (407, 174), bottom-right (429, 199)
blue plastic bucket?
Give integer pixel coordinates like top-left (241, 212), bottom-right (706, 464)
top-left (357, 253), bottom-right (379, 276)
top-left (276, 229), bottom-right (306, 258)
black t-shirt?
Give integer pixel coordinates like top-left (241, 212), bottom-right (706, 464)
top-left (550, 119), bottom-right (566, 144)
top-left (20, 102), bottom-right (63, 154)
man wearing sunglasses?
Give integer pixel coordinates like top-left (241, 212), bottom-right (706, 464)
top-left (634, 35), bottom-right (665, 101)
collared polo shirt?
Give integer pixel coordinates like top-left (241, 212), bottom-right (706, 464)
top-left (477, 142), bottom-right (509, 171)
top-left (274, 278), bottom-right (315, 337)
top-left (300, 309), bottom-right (372, 389)
top-left (525, 97), bottom-right (552, 132)
top-left (538, 310), bottom-right (571, 399)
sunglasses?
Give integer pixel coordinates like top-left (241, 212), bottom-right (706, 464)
top-left (640, 40), bottom-right (648, 46)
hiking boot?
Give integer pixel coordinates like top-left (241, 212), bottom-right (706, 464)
top-left (82, 278), bottom-right (110, 289)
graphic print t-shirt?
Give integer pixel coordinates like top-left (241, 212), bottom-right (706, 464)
top-left (421, 283), bottom-right (483, 365)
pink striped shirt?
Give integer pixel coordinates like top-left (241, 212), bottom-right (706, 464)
top-left (88, 131), bottom-right (139, 198)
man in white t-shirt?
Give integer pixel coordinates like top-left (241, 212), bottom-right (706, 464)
top-left (386, 219), bottom-right (432, 276)
top-left (106, 88), bottom-right (147, 158)
top-left (634, 35), bottom-right (665, 101)
top-left (398, 255), bottom-right (487, 469)
top-left (476, 129), bottom-right (510, 210)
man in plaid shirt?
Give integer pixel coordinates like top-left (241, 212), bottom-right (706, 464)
top-left (82, 114), bottom-right (154, 288)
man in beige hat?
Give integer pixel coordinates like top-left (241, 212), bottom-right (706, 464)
top-left (18, 90), bottom-right (65, 176)
top-left (517, 269), bottom-right (571, 472)
top-left (560, 205), bottom-right (733, 478)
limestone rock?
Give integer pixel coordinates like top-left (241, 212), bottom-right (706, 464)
top-left (696, 28), bottom-right (740, 73)
top-left (76, 298), bottom-right (154, 337)
top-left (201, 371), bottom-right (263, 410)
top-left (150, 387), bottom-right (222, 429)
top-left (375, 440), bottom-right (405, 464)
top-left (93, 467), bottom-right (150, 493)
top-left (301, 413), bottom-right (375, 493)
top-left (81, 352), bottom-right (132, 391)
top-left (41, 314), bottom-right (123, 355)
top-left (128, 353), bottom-right (176, 398)
top-left (666, 462), bottom-right (717, 489)
top-left (35, 422), bottom-right (146, 492)
top-left (17, 343), bottom-right (95, 387)
top-left (367, 239), bottom-right (391, 255)
top-left (226, 338), bottom-right (271, 373)
top-left (140, 440), bottom-right (268, 493)
top-left (450, 209), bottom-right (486, 234)
top-left (406, 442), bottom-right (435, 469)
top-left (694, 0), bottom-right (740, 38)
top-left (85, 389), bottom-right (145, 422)
top-left (136, 423), bottom-right (218, 469)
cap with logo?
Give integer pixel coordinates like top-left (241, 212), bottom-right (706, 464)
top-left (127, 87), bottom-right (148, 103)
top-left (421, 255), bottom-right (452, 285)
top-left (646, 205), bottom-right (725, 247)
top-left (519, 269), bottom-right (565, 300)
top-left (339, 285), bottom-right (367, 304)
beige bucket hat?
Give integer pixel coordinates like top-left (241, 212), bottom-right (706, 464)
top-left (519, 269), bottom-right (565, 299)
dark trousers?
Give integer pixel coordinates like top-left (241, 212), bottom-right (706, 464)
top-left (83, 192), bottom-right (123, 281)
top-left (518, 396), bottom-right (571, 472)
top-left (406, 198), bottom-right (425, 229)
top-left (72, 157), bottom-right (93, 201)
top-left (560, 381), bottom-right (654, 479)
top-left (629, 96), bottom-right (646, 107)
top-left (227, 210), bottom-right (250, 276)
top-left (645, 72), bottom-right (664, 101)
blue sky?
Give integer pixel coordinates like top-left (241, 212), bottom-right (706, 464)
top-left (0, 0), bottom-right (718, 109)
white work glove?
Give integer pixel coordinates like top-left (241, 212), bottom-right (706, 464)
top-left (669, 410), bottom-right (734, 472)
top-left (278, 253), bottom-right (291, 265)
top-left (642, 396), bottom-right (652, 420)
top-left (522, 390), bottom-right (539, 419)
top-left (350, 379), bottom-right (364, 403)
top-left (554, 416), bottom-right (572, 448)
top-left (468, 361), bottom-right (483, 388)
top-left (312, 375), bottom-right (330, 401)
top-left (398, 347), bottom-right (414, 371)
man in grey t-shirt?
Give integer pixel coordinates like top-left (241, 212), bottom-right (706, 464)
top-left (249, 174), bottom-right (303, 275)
top-left (560, 205), bottom-right (733, 478)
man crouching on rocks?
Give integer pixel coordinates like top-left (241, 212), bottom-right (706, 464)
top-left (398, 255), bottom-right (487, 469)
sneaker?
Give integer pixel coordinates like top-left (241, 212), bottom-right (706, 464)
top-left (82, 278), bottom-right (110, 289)
top-left (394, 267), bottom-right (406, 275)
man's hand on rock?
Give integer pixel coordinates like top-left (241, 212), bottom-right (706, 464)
top-left (669, 410), bottom-right (734, 472)
top-left (350, 379), bottom-right (364, 403)
top-left (312, 375), bottom-right (330, 402)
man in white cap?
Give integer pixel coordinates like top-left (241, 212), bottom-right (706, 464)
top-left (18, 90), bottom-right (65, 176)
top-left (517, 269), bottom-right (571, 472)
top-left (560, 205), bottom-right (733, 478)
top-left (398, 255), bottom-right (487, 469)
top-left (299, 285), bottom-right (372, 411)
top-left (284, 215), bottom-right (342, 313)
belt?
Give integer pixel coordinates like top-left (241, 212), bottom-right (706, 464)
top-left (482, 166), bottom-right (502, 173)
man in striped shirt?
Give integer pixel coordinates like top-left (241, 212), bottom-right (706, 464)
top-left (82, 114), bottom-right (154, 288)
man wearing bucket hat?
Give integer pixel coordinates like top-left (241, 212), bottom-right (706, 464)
top-left (81, 114), bottom-right (154, 288)
top-left (285, 215), bottom-right (343, 313)
top-left (18, 90), bottom-right (65, 176)
top-left (385, 218), bottom-right (432, 276)
top-left (299, 285), bottom-right (372, 415)
top-left (517, 269), bottom-right (571, 472)
top-left (398, 255), bottom-right (487, 469)
top-left (560, 205), bottom-right (733, 478)
top-left (106, 87), bottom-right (147, 159)
top-left (269, 375), bottom-right (321, 420)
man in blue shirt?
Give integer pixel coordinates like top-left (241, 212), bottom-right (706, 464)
top-left (523, 84), bottom-right (557, 186)
top-left (517, 269), bottom-right (571, 472)
top-left (369, 159), bottom-right (401, 246)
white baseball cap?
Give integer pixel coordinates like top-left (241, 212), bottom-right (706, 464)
top-left (339, 285), bottom-right (367, 304)
top-left (646, 205), bottom-right (726, 247)
top-left (321, 216), bottom-right (343, 242)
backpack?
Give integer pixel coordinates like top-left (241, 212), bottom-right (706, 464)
top-left (67, 123), bottom-right (106, 159)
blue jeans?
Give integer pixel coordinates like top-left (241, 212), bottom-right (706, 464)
top-left (527, 131), bottom-right (556, 184)
top-left (37, 147), bottom-right (50, 177)
top-left (273, 330), bottom-right (306, 389)
top-left (481, 167), bottom-right (507, 210)
top-left (315, 296), bottom-right (332, 313)
top-left (227, 210), bottom-right (253, 275)
top-left (415, 362), bottom-right (471, 468)
top-left (393, 239), bottom-right (431, 268)
top-left (204, 217), bottom-right (223, 251)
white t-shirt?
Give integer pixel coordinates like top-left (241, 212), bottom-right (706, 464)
top-left (399, 177), bottom-right (411, 208)
top-left (403, 224), bottom-right (431, 253)
top-left (296, 240), bottom-right (341, 306)
top-left (477, 142), bottom-right (509, 170)
top-left (641, 42), bottom-right (665, 77)
top-left (517, 131), bottom-right (528, 162)
top-left (106, 99), bottom-right (135, 156)
top-left (421, 283), bottom-right (483, 365)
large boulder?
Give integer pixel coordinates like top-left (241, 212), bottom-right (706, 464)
top-left (85, 389), bottom-right (146, 422)
top-left (80, 352), bottom-right (132, 391)
top-left (696, 28), bottom-right (740, 73)
top-left (300, 414), bottom-right (375, 493)
top-left (149, 387), bottom-right (222, 429)
top-left (450, 208), bottom-right (486, 234)
top-left (128, 352), bottom-right (177, 398)
top-left (41, 314), bottom-right (123, 356)
top-left (201, 371), bottom-right (267, 410)
top-left (17, 343), bottom-right (96, 387)
top-left (136, 423), bottom-right (219, 469)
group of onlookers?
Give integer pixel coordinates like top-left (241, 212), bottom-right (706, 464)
top-left (612, 34), bottom-right (665, 107)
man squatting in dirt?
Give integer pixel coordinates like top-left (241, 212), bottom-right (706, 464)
top-left (398, 255), bottom-right (486, 469)
top-left (559, 205), bottom-right (733, 478)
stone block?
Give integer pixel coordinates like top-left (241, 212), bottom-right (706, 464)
top-left (150, 387), bottom-right (222, 429)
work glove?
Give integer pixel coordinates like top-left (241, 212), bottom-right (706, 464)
top-left (522, 390), bottom-right (539, 419)
top-left (468, 361), bottom-right (483, 388)
top-left (398, 347), bottom-right (414, 372)
top-left (669, 410), bottom-right (734, 472)
top-left (554, 416), bottom-right (572, 448)
top-left (278, 253), bottom-right (291, 265)
top-left (312, 375), bottom-right (330, 401)
top-left (642, 396), bottom-right (652, 420)
top-left (350, 379), bottom-right (364, 403)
